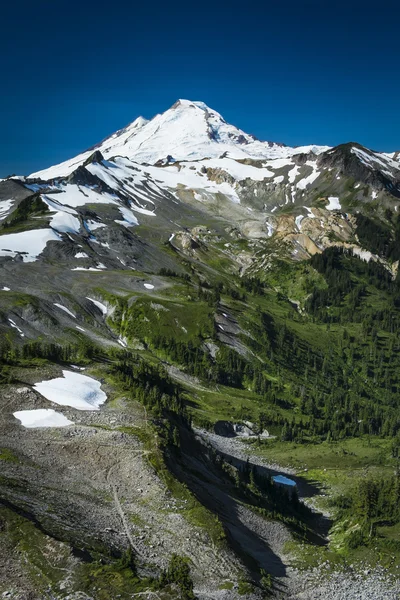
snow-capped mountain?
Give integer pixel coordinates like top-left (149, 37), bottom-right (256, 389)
top-left (1, 98), bottom-right (400, 273)
top-left (29, 99), bottom-right (330, 180)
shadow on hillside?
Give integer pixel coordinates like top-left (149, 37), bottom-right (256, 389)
top-left (213, 447), bottom-right (332, 542)
top-left (166, 428), bottom-right (332, 590)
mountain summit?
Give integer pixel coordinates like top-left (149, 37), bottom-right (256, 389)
top-left (30, 99), bottom-right (329, 179)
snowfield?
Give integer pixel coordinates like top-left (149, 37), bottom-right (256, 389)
top-left (115, 205), bottom-right (139, 227)
top-left (327, 196), bottom-right (341, 210)
top-left (33, 370), bottom-right (107, 411)
top-left (13, 408), bottom-right (74, 428)
top-left (50, 211), bottom-right (81, 234)
top-left (0, 229), bottom-right (61, 262)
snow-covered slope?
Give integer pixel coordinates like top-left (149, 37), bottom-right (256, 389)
top-left (29, 100), bottom-right (330, 180)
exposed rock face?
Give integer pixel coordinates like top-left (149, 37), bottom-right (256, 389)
top-left (318, 143), bottom-right (400, 196)
top-left (0, 179), bottom-right (33, 204)
top-left (204, 167), bottom-right (236, 186)
top-left (66, 165), bottom-right (103, 187)
top-left (83, 150), bottom-right (105, 166)
top-left (213, 421), bottom-right (235, 437)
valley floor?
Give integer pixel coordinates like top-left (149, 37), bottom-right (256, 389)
top-left (1, 373), bottom-right (400, 599)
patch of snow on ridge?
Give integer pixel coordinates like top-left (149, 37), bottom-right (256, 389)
top-left (0, 199), bottom-right (14, 220)
top-left (295, 215), bottom-right (305, 230)
top-left (42, 196), bottom-right (78, 214)
top-left (197, 158), bottom-right (274, 181)
top-left (71, 267), bottom-right (103, 272)
top-left (50, 211), bottom-right (80, 234)
top-left (8, 319), bottom-right (24, 337)
top-left (304, 206), bottom-right (316, 218)
top-left (75, 252), bottom-right (88, 259)
top-left (47, 185), bottom-right (119, 209)
top-left (115, 206), bottom-right (139, 227)
top-left (327, 197), bottom-right (341, 210)
top-left (0, 229), bottom-right (61, 262)
top-left (85, 220), bottom-right (106, 232)
top-left (144, 283), bottom-right (154, 290)
top-left (33, 370), bottom-right (107, 411)
top-left (54, 303), bottom-right (76, 318)
top-left (288, 165), bottom-right (300, 184)
top-left (13, 409), bottom-right (74, 428)
top-left (352, 248), bottom-right (373, 262)
top-left (296, 164), bottom-right (320, 190)
top-left (86, 297), bottom-right (107, 315)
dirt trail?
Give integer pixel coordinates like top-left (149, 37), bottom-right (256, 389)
top-left (106, 463), bottom-right (138, 553)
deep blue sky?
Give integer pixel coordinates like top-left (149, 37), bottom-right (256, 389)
top-left (1, 0), bottom-right (400, 176)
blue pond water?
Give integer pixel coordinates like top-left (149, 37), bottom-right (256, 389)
top-left (273, 475), bottom-right (296, 487)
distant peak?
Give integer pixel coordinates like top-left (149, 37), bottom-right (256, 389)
top-left (130, 116), bottom-right (149, 128)
top-left (171, 99), bottom-right (212, 111)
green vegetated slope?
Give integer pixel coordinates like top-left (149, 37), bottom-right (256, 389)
top-left (97, 233), bottom-right (400, 570)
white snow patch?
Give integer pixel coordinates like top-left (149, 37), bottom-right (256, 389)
top-left (13, 409), bottom-right (74, 428)
top-left (86, 297), bottom-right (107, 315)
top-left (118, 336), bottom-right (128, 348)
top-left (304, 206), bottom-right (316, 219)
top-left (273, 175), bottom-right (284, 184)
top-left (8, 319), bottom-right (24, 337)
top-left (2, 286), bottom-right (10, 291)
top-left (74, 252), bottom-right (89, 259)
top-left (85, 220), bottom-right (106, 232)
top-left (76, 326), bottom-right (86, 332)
top-left (71, 267), bottom-right (103, 272)
top-left (47, 185), bottom-right (119, 209)
top-left (296, 164), bottom-right (320, 190)
top-left (352, 248), bottom-right (373, 262)
top-left (144, 283), bottom-right (154, 290)
top-left (326, 197), bottom-right (341, 211)
top-left (0, 229), bottom-right (61, 262)
top-left (54, 303), bottom-right (76, 319)
top-left (288, 165), bottom-right (300, 184)
top-left (115, 206), bottom-right (139, 227)
top-left (34, 370), bottom-right (107, 411)
top-left (50, 211), bottom-right (80, 234)
top-left (266, 221), bottom-right (274, 237)
top-left (0, 199), bottom-right (14, 221)
top-left (295, 215), bottom-right (305, 230)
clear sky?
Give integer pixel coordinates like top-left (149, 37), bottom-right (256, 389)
top-left (1, 0), bottom-right (399, 177)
